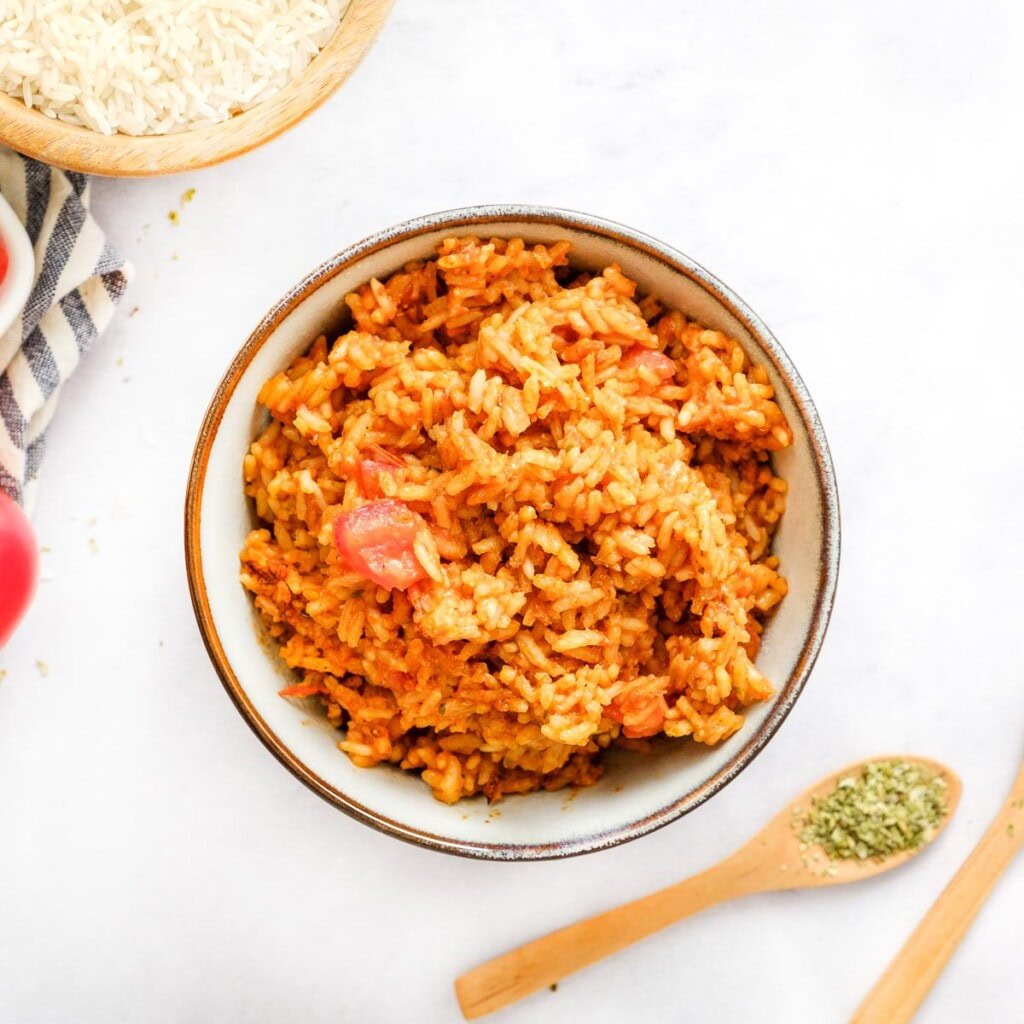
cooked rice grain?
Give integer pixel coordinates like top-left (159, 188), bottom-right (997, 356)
top-left (240, 237), bottom-right (791, 803)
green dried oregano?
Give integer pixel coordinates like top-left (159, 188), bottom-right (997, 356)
top-left (795, 759), bottom-right (948, 861)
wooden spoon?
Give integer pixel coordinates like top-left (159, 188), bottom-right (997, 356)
top-left (455, 756), bottom-right (961, 1020)
top-left (851, 754), bottom-right (1024, 1023)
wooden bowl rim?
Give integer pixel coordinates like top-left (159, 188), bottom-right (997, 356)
top-left (0, 0), bottom-right (393, 177)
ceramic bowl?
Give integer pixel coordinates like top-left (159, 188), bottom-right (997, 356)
top-left (0, 192), bottom-right (34, 339)
top-left (185, 205), bottom-right (840, 860)
top-left (0, 0), bottom-right (392, 177)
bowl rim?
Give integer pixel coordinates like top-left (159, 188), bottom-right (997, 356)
top-left (0, 0), bottom-right (393, 178)
top-left (0, 192), bottom-right (35, 339)
top-left (184, 204), bottom-right (841, 860)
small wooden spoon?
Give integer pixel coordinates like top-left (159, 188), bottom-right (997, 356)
top-left (456, 756), bottom-right (961, 1020)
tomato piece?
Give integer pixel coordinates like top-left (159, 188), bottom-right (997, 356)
top-left (607, 686), bottom-right (668, 738)
top-left (332, 499), bottom-right (427, 591)
top-left (279, 682), bottom-right (324, 698)
top-left (621, 700), bottom-right (667, 738)
top-left (622, 345), bottom-right (676, 382)
top-left (356, 446), bottom-right (403, 498)
top-left (0, 240), bottom-right (8, 287)
top-left (0, 490), bottom-right (38, 647)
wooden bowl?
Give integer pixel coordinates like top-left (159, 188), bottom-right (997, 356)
top-left (0, 0), bottom-right (393, 178)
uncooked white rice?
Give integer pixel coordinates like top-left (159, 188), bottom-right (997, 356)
top-left (0, 0), bottom-right (350, 136)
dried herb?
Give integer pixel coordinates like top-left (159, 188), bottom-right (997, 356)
top-left (796, 759), bottom-right (947, 861)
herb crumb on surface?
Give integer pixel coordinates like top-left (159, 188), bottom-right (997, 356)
top-left (549, 983), bottom-right (558, 993)
top-left (35, 659), bottom-right (49, 677)
top-left (794, 760), bottom-right (948, 861)
top-left (168, 189), bottom-right (196, 227)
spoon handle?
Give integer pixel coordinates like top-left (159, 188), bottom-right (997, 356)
top-left (455, 852), bottom-right (761, 1020)
top-left (850, 758), bottom-right (1024, 1024)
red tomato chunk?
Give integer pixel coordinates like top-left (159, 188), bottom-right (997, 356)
top-left (279, 682), bottom-right (323, 699)
top-left (356, 445), bottom-right (403, 498)
top-left (622, 345), bottom-right (676, 382)
top-left (607, 687), bottom-right (668, 739)
top-left (332, 499), bottom-right (427, 591)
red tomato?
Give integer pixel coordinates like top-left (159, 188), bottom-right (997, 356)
top-left (607, 687), bottom-right (668, 738)
top-left (622, 345), bottom-right (676, 382)
top-left (0, 239), bottom-right (8, 286)
top-left (332, 499), bottom-right (427, 591)
top-left (620, 700), bottom-right (667, 738)
top-left (279, 682), bottom-right (324, 698)
top-left (0, 490), bottom-right (38, 647)
top-left (356, 445), bottom-right (403, 498)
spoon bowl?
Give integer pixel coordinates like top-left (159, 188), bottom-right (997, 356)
top-left (456, 755), bottom-right (961, 1019)
top-left (757, 755), bottom-right (961, 890)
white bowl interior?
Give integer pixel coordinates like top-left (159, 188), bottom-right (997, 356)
top-left (196, 218), bottom-right (831, 857)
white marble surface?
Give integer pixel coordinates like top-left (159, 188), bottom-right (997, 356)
top-left (2, 2), bottom-right (1023, 1021)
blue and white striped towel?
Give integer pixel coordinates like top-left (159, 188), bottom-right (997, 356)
top-left (0, 148), bottom-right (132, 510)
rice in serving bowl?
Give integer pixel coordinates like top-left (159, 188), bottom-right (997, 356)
top-left (240, 235), bottom-right (792, 804)
top-left (0, 0), bottom-right (350, 136)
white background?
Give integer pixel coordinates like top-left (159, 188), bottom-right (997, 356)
top-left (2, 2), bottom-right (1022, 1021)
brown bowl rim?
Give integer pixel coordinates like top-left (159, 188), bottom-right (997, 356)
top-left (184, 204), bottom-right (841, 860)
top-left (0, 0), bottom-right (393, 177)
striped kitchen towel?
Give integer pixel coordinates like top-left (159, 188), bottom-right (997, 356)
top-left (0, 148), bottom-right (132, 510)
